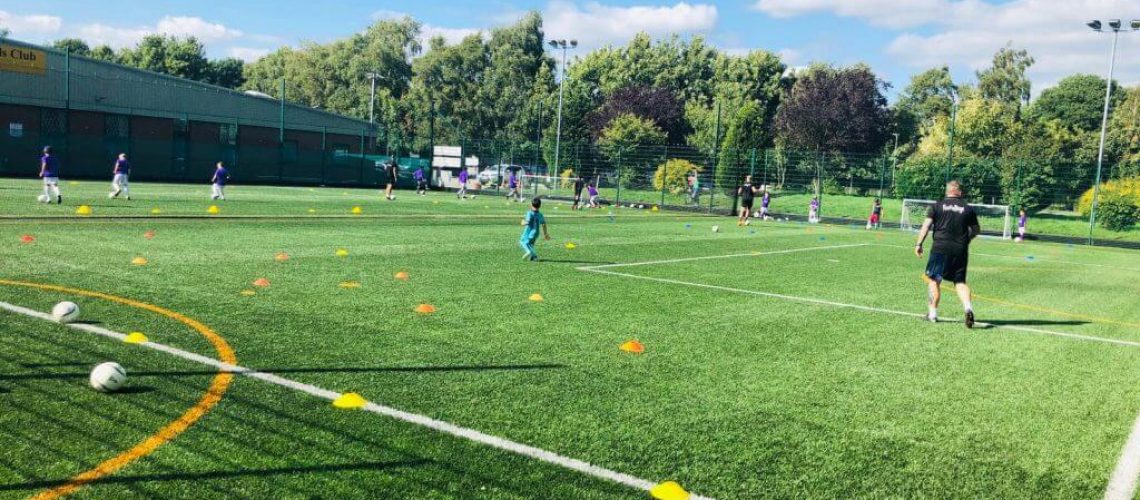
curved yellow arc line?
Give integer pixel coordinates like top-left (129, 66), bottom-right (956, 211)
top-left (0, 279), bottom-right (236, 500)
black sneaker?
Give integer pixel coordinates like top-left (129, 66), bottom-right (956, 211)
top-left (965, 310), bottom-right (975, 329)
top-left (57, 195), bottom-right (62, 204)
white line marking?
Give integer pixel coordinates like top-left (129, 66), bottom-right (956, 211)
top-left (580, 243), bottom-right (869, 270)
top-left (0, 301), bottom-right (713, 500)
top-left (1107, 417), bottom-right (1140, 500)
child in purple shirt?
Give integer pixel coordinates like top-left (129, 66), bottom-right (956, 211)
top-left (39, 146), bottom-right (63, 204)
top-left (457, 168), bottom-right (469, 199)
top-left (109, 153), bottom-right (131, 200)
top-left (414, 167), bottom-right (427, 196)
top-left (211, 162), bottom-right (230, 200)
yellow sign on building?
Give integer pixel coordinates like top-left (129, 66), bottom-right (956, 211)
top-left (0, 44), bottom-right (47, 75)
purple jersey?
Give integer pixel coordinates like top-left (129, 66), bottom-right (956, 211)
top-left (414, 169), bottom-right (425, 181)
top-left (458, 170), bottom-right (468, 183)
top-left (509, 174), bottom-right (518, 188)
top-left (810, 199), bottom-right (819, 210)
top-left (114, 159), bottom-right (130, 175)
top-left (1018, 215), bottom-right (1026, 228)
top-left (41, 154), bottom-right (60, 177)
top-left (587, 185), bottom-right (598, 196)
top-left (761, 193), bottom-right (770, 207)
top-left (213, 167), bottom-right (229, 186)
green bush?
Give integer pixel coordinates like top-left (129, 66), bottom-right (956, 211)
top-left (1096, 193), bottom-right (1140, 231)
top-left (654, 159), bottom-right (702, 194)
top-left (1077, 176), bottom-right (1140, 216)
top-left (822, 177), bottom-right (844, 196)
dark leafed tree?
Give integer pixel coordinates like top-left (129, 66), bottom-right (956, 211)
top-left (586, 86), bottom-right (685, 143)
top-left (976, 44), bottom-right (1035, 106)
top-left (52, 38), bottom-right (91, 57)
top-left (206, 58), bottom-right (246, 89)
top-left (1031, 74), bottom-right (1121, 133)
top-left (774, 64), bottom-right (891, 154)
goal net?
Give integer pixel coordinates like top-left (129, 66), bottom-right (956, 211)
top-left (519, 174), bottom-right (582, 197)
top-left (900, 199), bottom-right (1012, 240)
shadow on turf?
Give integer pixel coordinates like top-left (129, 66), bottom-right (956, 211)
top-left (979, 319), bottom-right (1090, 327)
top-left (0, 460), bottom-right (430, 491)
top-left (0, 363), bottom-right (567, 381)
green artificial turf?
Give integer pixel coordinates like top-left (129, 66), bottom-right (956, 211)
top-left (2, 179), bottom-right (1140, 498)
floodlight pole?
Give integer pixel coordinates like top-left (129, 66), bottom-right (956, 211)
top-left (945, 94), bottom-right (957, 184)
top-left (1088, 23), bottom-right (1123, 245)
top-left (365, 72), bottom-right (381, 126)
top-left (550, 39), bottom-right (576, 172)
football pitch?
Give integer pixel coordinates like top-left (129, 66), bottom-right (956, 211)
top-left (2, 179), bottom-right (1140, 499)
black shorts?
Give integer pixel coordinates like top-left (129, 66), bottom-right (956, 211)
top-left (741, 200), bottom-right (754, 211)
top-left (925, 251), bottom-right (968, 284)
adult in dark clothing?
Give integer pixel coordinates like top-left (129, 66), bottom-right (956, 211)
top-left (915, 180), bottom-right (980, 327)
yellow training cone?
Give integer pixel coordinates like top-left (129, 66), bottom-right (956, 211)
top-left (351, 206), bottom-right (363, 215)
top-left (529, 293), bottom-right (544, 302)
top-left (131, 257), bottom-right (149, 266)
top-left (332, 392), bottom-right (367, 410)
top-left (275, 252), bottom-right (290, 262)
top-left (652, 205), bottom-right (659, 212)
top-left (76, 205), bottom-right (92, 216)
top-left (240, 290), bottom-right (257, 296)
top-left (335, 248), bottom-right (349, 257)
top-left (68, 181), bottom-right (80, 186)
top-left (339, 280), bottom-right (361, 289)
top-left (565, 242), bottom-right (577, 250)
top-left (207, 205), bottom-right (220, 215)
top-left (650, 481), bottom-right (690, 500)
top-left (124, 332), bottom-right (149, 344)
top-left (150, 208), bottom-right (162, 215)
top-left (308, 208), bottom-right (316, 214)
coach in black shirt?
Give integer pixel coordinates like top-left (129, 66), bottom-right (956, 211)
top-left (915, 180), bottom-right (980, 328)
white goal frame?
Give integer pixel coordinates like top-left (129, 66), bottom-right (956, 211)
top-left (900, 198), bottom-right (1012, 240)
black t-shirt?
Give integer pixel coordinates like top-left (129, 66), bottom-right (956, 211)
top-left (873, 204), bottom-right (882, 215)
top-left (573, 178), bottom-right (585, 194)
top-left (386, 163), bottom-right (398, 180)
top-left (926, 197), bottom-right (979, 255)
top-left (740, 183), bottom-right (754, 202)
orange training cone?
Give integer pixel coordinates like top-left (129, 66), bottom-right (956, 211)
top-left (20, 235), bottom-right (35, 243)
top-left (620, 340), bottom-right (645, 354)
top-left (414, 304), bottom-right (436, 314)
top-left (252, 278), bottom-right (270, 287)
top-left (275, 252), bottom-right (290, 262)
top-left (394, 271), bottom-right (409, 281)
top-left (144, 230), bottom-right (156, 240)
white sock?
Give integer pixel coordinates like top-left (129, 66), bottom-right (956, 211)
top-left (928, 306), bottom-right (937, 318)
top-left (963, 299), bottom-right (973, 313)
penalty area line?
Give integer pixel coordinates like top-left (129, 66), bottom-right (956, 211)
top-left (0, 300), bottom-right (713, 500)
top-left (579, 243), bottom-right (870, 270)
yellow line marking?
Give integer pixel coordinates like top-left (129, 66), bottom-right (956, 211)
top-left (0, 279), bottom-right (236, 499)
top-left (934, 283), bottom-right (1140, 330)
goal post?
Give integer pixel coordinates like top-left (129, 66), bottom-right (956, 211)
top-left (900, 199), bottom-right (1012, 240)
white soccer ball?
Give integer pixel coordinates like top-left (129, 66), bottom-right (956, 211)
top-left (638, 204), bottom-right (645, 209)
top-left (52, 301), bottom-right (80, 323)
top-left (712, 225), bottom-right (720, 233)
top-left (1015, 237), bottom-right (1023, 243)
top-left (90, 362), bottom-right (127, 392)
top-left (37, 194), bottom-right (49, 203)
top-left (471, 195), bottom-right (477, 199)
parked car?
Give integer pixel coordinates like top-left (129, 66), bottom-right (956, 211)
top-left (477, 164), bottom-right (538, 186)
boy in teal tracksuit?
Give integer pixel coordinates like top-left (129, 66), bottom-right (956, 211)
top-left (520, 197), bottom-right (550, 261)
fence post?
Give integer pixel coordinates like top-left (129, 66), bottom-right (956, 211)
top-left (320, 126), bottom-right (327, 185)
top-left (615, 149), bottom-right (622, 206)
top-left (359, 127), bottom-right (366, 185)
top-left (660, 145), bottom-right (668, 208)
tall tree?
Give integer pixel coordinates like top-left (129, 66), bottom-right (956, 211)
top-left (977, 44), bottom-right (1035, 106)
top-left (1109, 86), bottom-right (1140, 178)
top-left (894, 66), bottom-right (956, 146)
top-left (586, 86), bottom-right (685, 142)
top-left (1031, 74), bottom-right (1121, 133)
top-left (774, 64), bottom-right (890, 154)
top-left (206, 58), bottom-right (246, 89)
top-left (52, 38), bottom-right (91, 57)
top-left (90, 45), bottom-right (117, 62)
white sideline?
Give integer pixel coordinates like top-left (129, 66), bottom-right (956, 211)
top-left (0, 300), bottom-right (714, 500)
top-left (583, 243), bottom-right (869, 269)
top-left (578, 245), bottom-right (1140, 500)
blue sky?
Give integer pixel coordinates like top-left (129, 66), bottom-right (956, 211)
top-left (3, 1), bottom-right (1138, 99)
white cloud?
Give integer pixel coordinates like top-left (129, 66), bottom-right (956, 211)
top-left (545, 1), bottom-right (718, 49)
top-left (371, 10), bottom-right (411, 21)
top-left (753, 0), bottom-right (1140, 92)
top-left (73, 16), bottom-right (243, 49)
top-left (422, 26), bottom-right (482, 45)
top-left (0, 10), bottom-right (62, 37)
top-left (227, 46), bottom-right (270, 62)
top-left (155, 16), bottom-right (243, 42)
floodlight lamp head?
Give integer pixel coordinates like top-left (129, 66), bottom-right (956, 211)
top-left (548, 40), bottom-right (558, 48)
top-left (1108, 19), bottom-right (1122, 30)
top-left (1131, 19), bottom-right (1140, 30)
top-left (570, 40), bottom-right (578, 48)
top-left (1087, 20), bottom-right (1102, 31)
